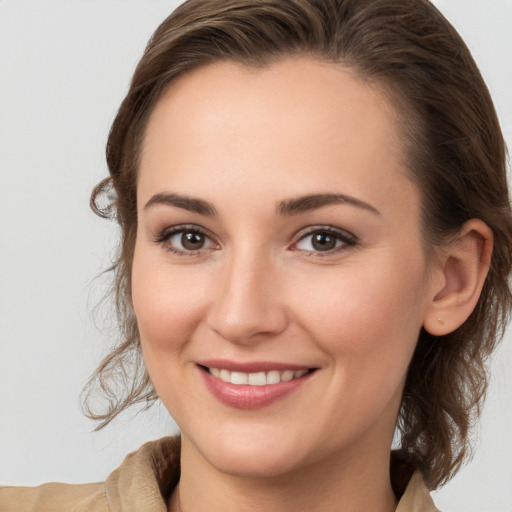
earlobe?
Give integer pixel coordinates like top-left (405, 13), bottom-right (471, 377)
top-left (423, 219), bottom-right (493, 336)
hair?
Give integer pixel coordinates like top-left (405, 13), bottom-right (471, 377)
top-left (84, 0), bottom-right (512, 489)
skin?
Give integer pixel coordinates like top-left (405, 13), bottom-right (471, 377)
top-left (131, 58), bottom-right (492, 511)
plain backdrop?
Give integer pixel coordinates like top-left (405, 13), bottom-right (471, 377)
top-left (0, 1), bottom-right (511, 511)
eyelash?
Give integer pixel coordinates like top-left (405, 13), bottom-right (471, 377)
top-left (153, 225), bottom-right (357, 257)
top-left (292, 226), bottom-right (357, 256)
top-left (154, 225), bottom-right (216, 257)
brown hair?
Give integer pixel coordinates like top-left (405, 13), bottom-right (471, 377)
top-left (84, 0), bottom-right (512, 489)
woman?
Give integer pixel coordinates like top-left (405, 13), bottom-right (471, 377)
top-left (1, 0), bottom-right (511, 510)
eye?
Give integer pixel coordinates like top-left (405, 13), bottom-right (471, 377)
top-left (175, 231), bottom-right (208, 250)
top-left (294, 227), bottom-right (356, 254)
top-left (155, 226), bottom-right (216, 255)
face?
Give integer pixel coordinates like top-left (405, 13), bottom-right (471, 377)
top-left (132, 58), bottom-right (435, 478)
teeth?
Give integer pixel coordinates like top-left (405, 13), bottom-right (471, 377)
top-left (266, 370), bottom-right (281, 385)
top-left (231, 371), bottom-right (248, 385)
top-left (208, 367), bottom-right (310, 385)
top-left (248, 372), bottom-right (266, 386)
top-left (281, 370), bottom-right (294, 382)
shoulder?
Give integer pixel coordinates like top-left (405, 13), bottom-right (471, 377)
top-left (396, 472), bottom-right (441, 512)
top-left (0, 436), bottom-right (181, 512)
top-left (0, 482), bottom-right (107, 512)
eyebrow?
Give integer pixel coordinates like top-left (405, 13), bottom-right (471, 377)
top-left (143, 192), bottom-right (380, 217)
top-left (144, 192), bottom-right (217, 216)
top-left (277, 193), bottom-right (380, 216)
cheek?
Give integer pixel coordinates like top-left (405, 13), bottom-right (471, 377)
top-left (293, 259), bottom-right (427, 374)
top-left (131, 251), bottom-right (213, 419)
top-left (131, 250), bottom-right (208, 359)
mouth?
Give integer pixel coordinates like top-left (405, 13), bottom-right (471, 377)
top-left (200, 366), bottom-right (313, 386)
top-left (197, 362), bottom-right (317, 409)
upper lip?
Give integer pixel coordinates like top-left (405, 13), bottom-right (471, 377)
top-left (197, 359), bottom-right (314, 373)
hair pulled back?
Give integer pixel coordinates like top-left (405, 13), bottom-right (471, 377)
top-left (85, 0), bottom-right (512, 489)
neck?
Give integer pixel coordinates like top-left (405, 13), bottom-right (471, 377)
top-left (169, 436), bottom-right (397, 512)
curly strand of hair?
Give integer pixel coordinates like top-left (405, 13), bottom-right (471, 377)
top-left (83, 0), bottom-right (512, 488)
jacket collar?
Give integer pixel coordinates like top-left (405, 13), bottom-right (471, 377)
top-left (104, 436), bottom-right (439, 511)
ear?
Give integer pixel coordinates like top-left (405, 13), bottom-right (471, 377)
top-left (423, 219), bottom-right (493, 336)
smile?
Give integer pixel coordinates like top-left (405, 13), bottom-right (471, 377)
top-left (198, 363), bottom-right (316, 409)
top-left (206, 367), bottom-right (310, 386)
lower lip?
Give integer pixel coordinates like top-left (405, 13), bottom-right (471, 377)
top-left (199, 368), bottom-right (313, 409)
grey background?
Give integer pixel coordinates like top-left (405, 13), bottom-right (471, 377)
top-left (1, 1), bottom-right (511, 510)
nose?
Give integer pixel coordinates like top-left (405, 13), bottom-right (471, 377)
top-left (206, 252), bottom-right (288, 344)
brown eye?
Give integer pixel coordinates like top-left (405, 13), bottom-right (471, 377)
top-left (181, 231), bottom-right (205, 250)
top-left (311, 232), bottom-right (337, 251)
top-left (294, 228), bottom-right (356, 254)
top-left (157, 227), bottom-right (216, 255)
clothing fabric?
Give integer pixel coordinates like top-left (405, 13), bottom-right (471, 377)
top-left (0, 436), bottom-right (439, 511)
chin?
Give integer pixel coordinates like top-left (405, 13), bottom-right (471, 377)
top-left (208, 447), bottom-right (299, 479)
top-left (190, 423), bottom-right (310, 478)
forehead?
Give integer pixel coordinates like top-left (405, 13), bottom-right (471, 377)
top-left (139, 57), bottom-right (416, 219)
top-left (142, 58), bottom-right (403, 160)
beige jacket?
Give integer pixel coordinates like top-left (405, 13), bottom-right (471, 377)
top-left (0, 436), bottom-right (439, 511)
